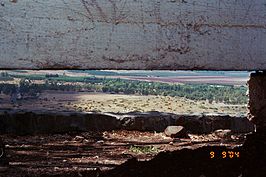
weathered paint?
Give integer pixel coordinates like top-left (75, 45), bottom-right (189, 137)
top-left (0, 0), bottom-right (266, 70)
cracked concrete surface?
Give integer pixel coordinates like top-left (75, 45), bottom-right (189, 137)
top-left (0, 0), bottom-right (266, 70)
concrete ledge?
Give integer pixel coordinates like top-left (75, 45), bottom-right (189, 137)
top-left (0, 110), bottom-right (254, 135)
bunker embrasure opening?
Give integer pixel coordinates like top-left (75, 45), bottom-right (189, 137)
top-left (0, 70), bottom-right (256, 177)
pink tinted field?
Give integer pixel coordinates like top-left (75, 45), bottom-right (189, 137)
top-left (120, 76), bottom-right (248, 86)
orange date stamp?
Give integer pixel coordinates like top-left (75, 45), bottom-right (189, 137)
top-left (210, 151), bottom-right (240, 159)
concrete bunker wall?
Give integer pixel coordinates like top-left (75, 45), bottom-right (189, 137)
top-left (0, 0), bottom-right (265, 132)
top-left (1, 1), bottom-right (266, 176)
top-left (0, 0), bottom-right (265, 131)
top-left (248, 72), bottom-right (266, 130)
top-left (0, 0), bottom-right (266, 70)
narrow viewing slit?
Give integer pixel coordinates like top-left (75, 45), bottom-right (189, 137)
top-left (0, 70), bottom-right (256, 177)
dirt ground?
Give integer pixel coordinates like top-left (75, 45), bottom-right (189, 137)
top-left (0, 91), bottom-right (247, 116)
top-left (0, 130), bottom-right (246, 177)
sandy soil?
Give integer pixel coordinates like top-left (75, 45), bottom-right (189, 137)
top-left (0, 91), bottom-right (247, 116)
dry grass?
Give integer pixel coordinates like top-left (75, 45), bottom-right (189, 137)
top-left (68, 93), bottom-right (247, 116)
top-left (0, 91), bottom-right (247, 116)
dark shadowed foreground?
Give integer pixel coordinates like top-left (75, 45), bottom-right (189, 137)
top-left (0, 110), bottom-right (258, 177)
top-left (0, 129), bottom-right (251, 177)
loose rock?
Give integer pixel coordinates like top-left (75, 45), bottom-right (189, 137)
top-left (74, 135), bottom-right (85, 142)
top-left (164, 126), bottom-right (189, 138)
top-left (214, 129), bottom-right (232, 139)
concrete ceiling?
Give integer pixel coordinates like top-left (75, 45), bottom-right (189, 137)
top-left (0, 0), bottom-right (266, 70)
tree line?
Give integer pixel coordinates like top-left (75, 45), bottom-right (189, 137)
top-left (0, 76), bottom-right (248, 104)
